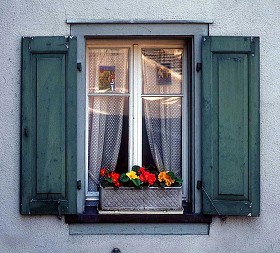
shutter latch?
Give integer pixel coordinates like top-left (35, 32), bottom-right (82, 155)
top-left (24, 127), bottom-right (28, 137)
top-left (57, 200), bottom-right (62, 220)
top-left (196, 180), bottom-right (202, 190)
top-left (77, 62), bottom-right (82, 72)
top-left (196, 63), bottom-right (202, 72)
top-left (77, 180), bottom-right (82, 190)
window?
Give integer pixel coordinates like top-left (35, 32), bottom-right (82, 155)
top-left (20, 22), bottom-right (260, 219)
top-left (86, 39), bottom-right (188, 201)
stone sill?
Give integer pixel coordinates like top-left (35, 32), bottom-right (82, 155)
top-left (66, 205), bottom-right (212, 235)
top-left (65, 206), bottom-right (212, 224)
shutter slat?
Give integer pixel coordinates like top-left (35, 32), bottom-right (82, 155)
top-left (21, 36), bottom-right (77, 215)
top-left (202, 36), bottom-right (260, 216)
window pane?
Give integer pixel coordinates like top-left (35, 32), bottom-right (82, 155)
top-left (142, 48), bottom-right (183, 94)
top-left (142, 97), bottom-right (182, 177)
top-left (88, 48), bottom-right (129, 94)
top-left (88, 96), bottom-right (129, 192)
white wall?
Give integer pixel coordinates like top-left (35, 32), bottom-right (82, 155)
top-left (1, 0), bottom-right (280, 252)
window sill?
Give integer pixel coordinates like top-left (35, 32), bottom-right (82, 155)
top-left (66, 204), bottom-right (212, 235)
top-left (65, 206), bottom-right (212, 224)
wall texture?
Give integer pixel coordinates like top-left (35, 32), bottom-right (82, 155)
top-left (1, 0), bottom-right (280, 252)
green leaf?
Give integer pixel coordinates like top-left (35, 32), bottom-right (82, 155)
top-left (132, 165), bottom-right (140, 173)
top-left (132, 178), bottom-right (141, 187)
top-left (120, 174), bottom-right (129, 183)
top-left (167, 171), bottom-right (175, 179)
top-left (175, 178), bottom-right (183, 184)
top-left (160, 182), bottom-right (166, 188)
top-left (105, 178), bottom-right (112, 183)
top-left (102, 181), bottom-right (111, 187)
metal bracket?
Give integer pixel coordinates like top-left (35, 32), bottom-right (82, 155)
top-left (57, 200), bottom-right (62, 220)
top-left (77, 62), bottom-right (82, 72)
top-left (77, 180), bottom-right (82, 190)
top-left (24, 127), bottom-right (28, 137)
top-left (196, 63), bottom-right (202, 72)
top-left (196, 180), bottom-right (202, 190)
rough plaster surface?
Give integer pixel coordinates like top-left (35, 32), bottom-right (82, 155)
top-left (1, 0), bottom-right (280, 252)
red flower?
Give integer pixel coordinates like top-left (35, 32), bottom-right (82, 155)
top-left (110, 172), bottom-right (120, 187)
top-left (100, 167), bottom-right (107, 177)
top-left (139, 170), bottom-right (156, 186)
top-left (114, 181), bottom-right (120, 187)
top-left (111, 172), bottom-right (120, 184)
top-left (138, 167), bottom-right (146, 174)
top-left (139, 173), bottom-right (145, 182)
top-left (147, 173), bottom-right (156, 185)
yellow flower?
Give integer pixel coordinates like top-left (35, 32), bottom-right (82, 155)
top-left (126, 171), bottom-right (139, 180)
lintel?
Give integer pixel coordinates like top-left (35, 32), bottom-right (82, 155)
top-left (66, 19), bottom-right (213, 24)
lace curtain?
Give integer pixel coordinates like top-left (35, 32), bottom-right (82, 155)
top-left (87, 48), bottom-right (128, 191)
top-left (142, 49), bottom-right (183, 177)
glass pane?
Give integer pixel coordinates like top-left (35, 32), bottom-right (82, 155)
top-left (88, 48), bottom-right (129, 94)
top-left (142, 97), bottom-right (182, 177)
top-left (88, 96), bottom-right (129, 192)
top-left (142, 48), bottom-right (183, 94)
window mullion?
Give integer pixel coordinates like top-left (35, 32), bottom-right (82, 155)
top-left (130, 44), bottom-right (142, 169)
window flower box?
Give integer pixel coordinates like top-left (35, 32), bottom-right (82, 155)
top-left (98, 165), bottom-right (183, 213)
top-left (99, 186), bottom-right (182, 212)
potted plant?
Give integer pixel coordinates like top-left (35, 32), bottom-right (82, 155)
top-left (99, 165), bottom-right (183, 212)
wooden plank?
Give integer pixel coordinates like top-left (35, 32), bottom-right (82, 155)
top-left (28, 36), bottom-right (69, 52)
top-left (21, 37), bottom-right (34, 214)
top-left (215, 54), bottom-right (249, 199)
top-left (209, 36), bottom-right (252, 53)
top-left (65, 36), bottom-right (78, 214)
top-left (36, 54), bottom-right (66, 195)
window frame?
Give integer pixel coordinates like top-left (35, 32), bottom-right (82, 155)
top-left (85, 39), bottom-right (188, 200)
top-left (69, 20), bottom-right (210, 214)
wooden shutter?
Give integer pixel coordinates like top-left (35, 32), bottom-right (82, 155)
top-left (202, 36), bottom-right (260, 216)
top-left (21, 36), bottom-right (77, 215)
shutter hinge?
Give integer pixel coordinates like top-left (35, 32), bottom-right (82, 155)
top-left (57, 200), bottom-right (62, 220)
top-left (196, 63), bottom-right (202, 72)
top-left (196, 180), bottom-right (202, 190)
top-left (24, 127), bottom-right (28, 137)
top-left (77, 62), bottom-right (82, 72)
top-left (77, 180), bottom-right (82, 190)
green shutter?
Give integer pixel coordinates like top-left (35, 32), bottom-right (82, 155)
top-left (202, 36), bottom-right (260, 216)
top-left (21, 36), bottom-right (77, 215)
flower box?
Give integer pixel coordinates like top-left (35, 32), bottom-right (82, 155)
top-left (99, 186), bottom-right (182, 212)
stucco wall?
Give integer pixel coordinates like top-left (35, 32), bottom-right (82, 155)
top-left (1, 0), bottom-right (280, 252)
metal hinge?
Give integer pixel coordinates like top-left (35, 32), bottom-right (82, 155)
top-left (77, 180), bottom-right (82, 190)
top-left (57, 200), bottom-right (62, 220)
top-left (196, 180), bottom-right (202, 190)
top-left (196, 63), bottom-right (202, 72)
top-left (24, 127), bottom-right (28, 137)
top-left (77, 62), bottom-right (82, 72)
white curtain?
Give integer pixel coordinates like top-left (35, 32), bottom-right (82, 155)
top-left (87, 48), bottom-right (128, 192)
top-left (88, 97), bottom-right (125, 192)
top-left (142, 49), bottom-right (182, 177)
top-left (143, 98), bottom-right (182, 177)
